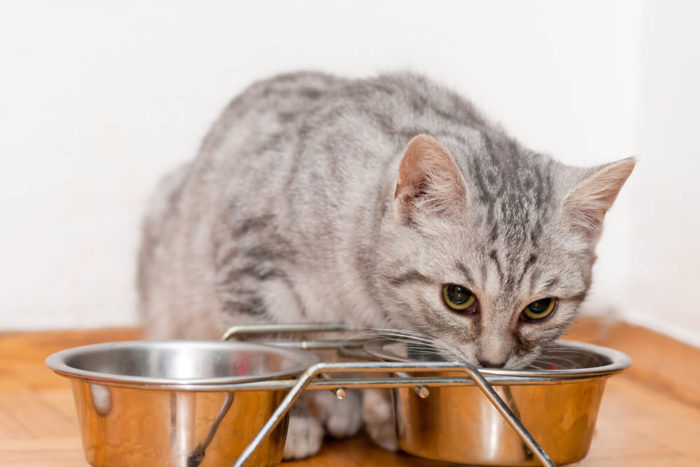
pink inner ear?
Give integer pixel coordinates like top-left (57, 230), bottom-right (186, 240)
top-left (394, 134), bottom-right (467, 223)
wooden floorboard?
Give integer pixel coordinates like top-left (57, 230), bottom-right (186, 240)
top-left (1, 322), bottom-right (698, 466)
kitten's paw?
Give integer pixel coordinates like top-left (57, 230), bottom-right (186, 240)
top-left (283, 411), bottom-right (324, 460)
top-left (363, 388), bottom-right (398, 451)
top-left (312, 389), bottom-right (364, 438)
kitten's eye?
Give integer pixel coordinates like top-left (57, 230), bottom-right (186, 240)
top-left (522, 297), bottom-right (557, 321)
top-left (442, 284), bottom-right (477, 313)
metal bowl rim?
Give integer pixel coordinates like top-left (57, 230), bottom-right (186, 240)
top-left (45, 340), bottom-right (321, 386)
top-left (363, 339), bottom-right (631, 378)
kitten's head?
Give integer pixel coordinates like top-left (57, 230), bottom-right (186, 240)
top-left (374, 134), bottom-right (635, 368)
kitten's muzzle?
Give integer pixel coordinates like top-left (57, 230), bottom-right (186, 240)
top-left (477, 357), bottom-right (506, 368)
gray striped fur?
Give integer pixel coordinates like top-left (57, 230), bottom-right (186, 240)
top-left (138, 71), bottom-right (634, 371)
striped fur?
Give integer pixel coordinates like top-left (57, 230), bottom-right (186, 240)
top-left (138, 70), bottom-right (633, 369)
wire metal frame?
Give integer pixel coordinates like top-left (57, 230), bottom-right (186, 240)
top-left (222, 322), bottom-right (559, 467)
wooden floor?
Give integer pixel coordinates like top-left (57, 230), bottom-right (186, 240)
top-left (1, 322), bottom-right (699, 466)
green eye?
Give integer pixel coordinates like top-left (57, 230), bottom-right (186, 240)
top-left (442, 284), bottom-right (477, 312)
top-left (522, 298), bottom-right (557, 321)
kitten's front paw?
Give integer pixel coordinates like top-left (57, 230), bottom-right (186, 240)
top-left (312, 389), bottom-right (364, 438)
top-left (363, 388), bottom-right (398, 451)
top-left (283, 410), bottom-right (324, 460)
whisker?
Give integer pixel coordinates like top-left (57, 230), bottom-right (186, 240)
top-left (363, 328), bottom-right (470, 362)
top-left (524, 362), bottom-right (550, 370)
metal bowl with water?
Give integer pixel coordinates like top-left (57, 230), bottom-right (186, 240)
top-left (46, 340), bottom-right (319, 467)
top-left (364, 339), bottom-right (632, 466)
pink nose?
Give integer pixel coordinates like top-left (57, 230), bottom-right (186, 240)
top-left (477, 358), bottom-right (506, 368)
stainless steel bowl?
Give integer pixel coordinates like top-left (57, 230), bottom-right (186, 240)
top-left (46, 341), bottom-right (319, 467)
top-left (365, 339), bottom-right (631, 466)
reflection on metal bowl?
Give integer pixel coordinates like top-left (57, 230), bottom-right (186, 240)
top-left (46, 341), bottom-right (319, 467)
top-left (364, 339), bottom-right (631, 466)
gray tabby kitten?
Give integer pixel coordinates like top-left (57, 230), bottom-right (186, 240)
top-left (138, 71), bottom-right (634, 458)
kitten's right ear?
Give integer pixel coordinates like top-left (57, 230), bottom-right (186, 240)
top-left (394, 134), bottom-right (468, 224)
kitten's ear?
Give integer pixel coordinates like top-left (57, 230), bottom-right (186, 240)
top-left (563, 157), bottom-right (636, 240)
top-left (394, 134), bottom-right (467, 224)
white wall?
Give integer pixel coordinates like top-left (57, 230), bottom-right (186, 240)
top-left (621, 0), bottom-right (700, 345)
top-left (1, 1), bottom-right (697, 345)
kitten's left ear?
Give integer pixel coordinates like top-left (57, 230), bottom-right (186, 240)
top-left (394, 134), bottom-right (467, 224)
top-left (563, 157), bottom-right (636, 240)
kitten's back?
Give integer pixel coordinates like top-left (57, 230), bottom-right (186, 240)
top-left (138, 71), bottom-right (492, 338)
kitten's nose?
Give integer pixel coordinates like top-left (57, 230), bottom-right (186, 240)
top-left (477, 358), bottom-right (506, 369)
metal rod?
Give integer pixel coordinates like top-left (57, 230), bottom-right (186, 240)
top-left (394, 371), bottom-right (429, 398)
top-left (318, 372), bottom-right (346, 399)
top-left (261, 338), bottom-right (367, 350)
top-left (221, 322), bottom-right (349, 341)
top-left (233, 362), bottom-right (555, 467)
top-left (187, 392), bottom-right (234, 466)
top-left (93, 371), bottom-right (598, 392)
top-left (455, 362), bottom-right (555, 467)
top-left (233, 362), bottom-right (327, 467)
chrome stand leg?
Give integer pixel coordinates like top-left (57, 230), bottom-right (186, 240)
top-left (234, 361), bottom-right (555, 467)
top-left (233, 362), bottom-right (326, 467)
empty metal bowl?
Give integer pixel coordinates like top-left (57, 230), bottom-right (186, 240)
top-left (365, 339), bottom-right (631, 466)
top-left (46, 341), bottom-right (319, 467)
